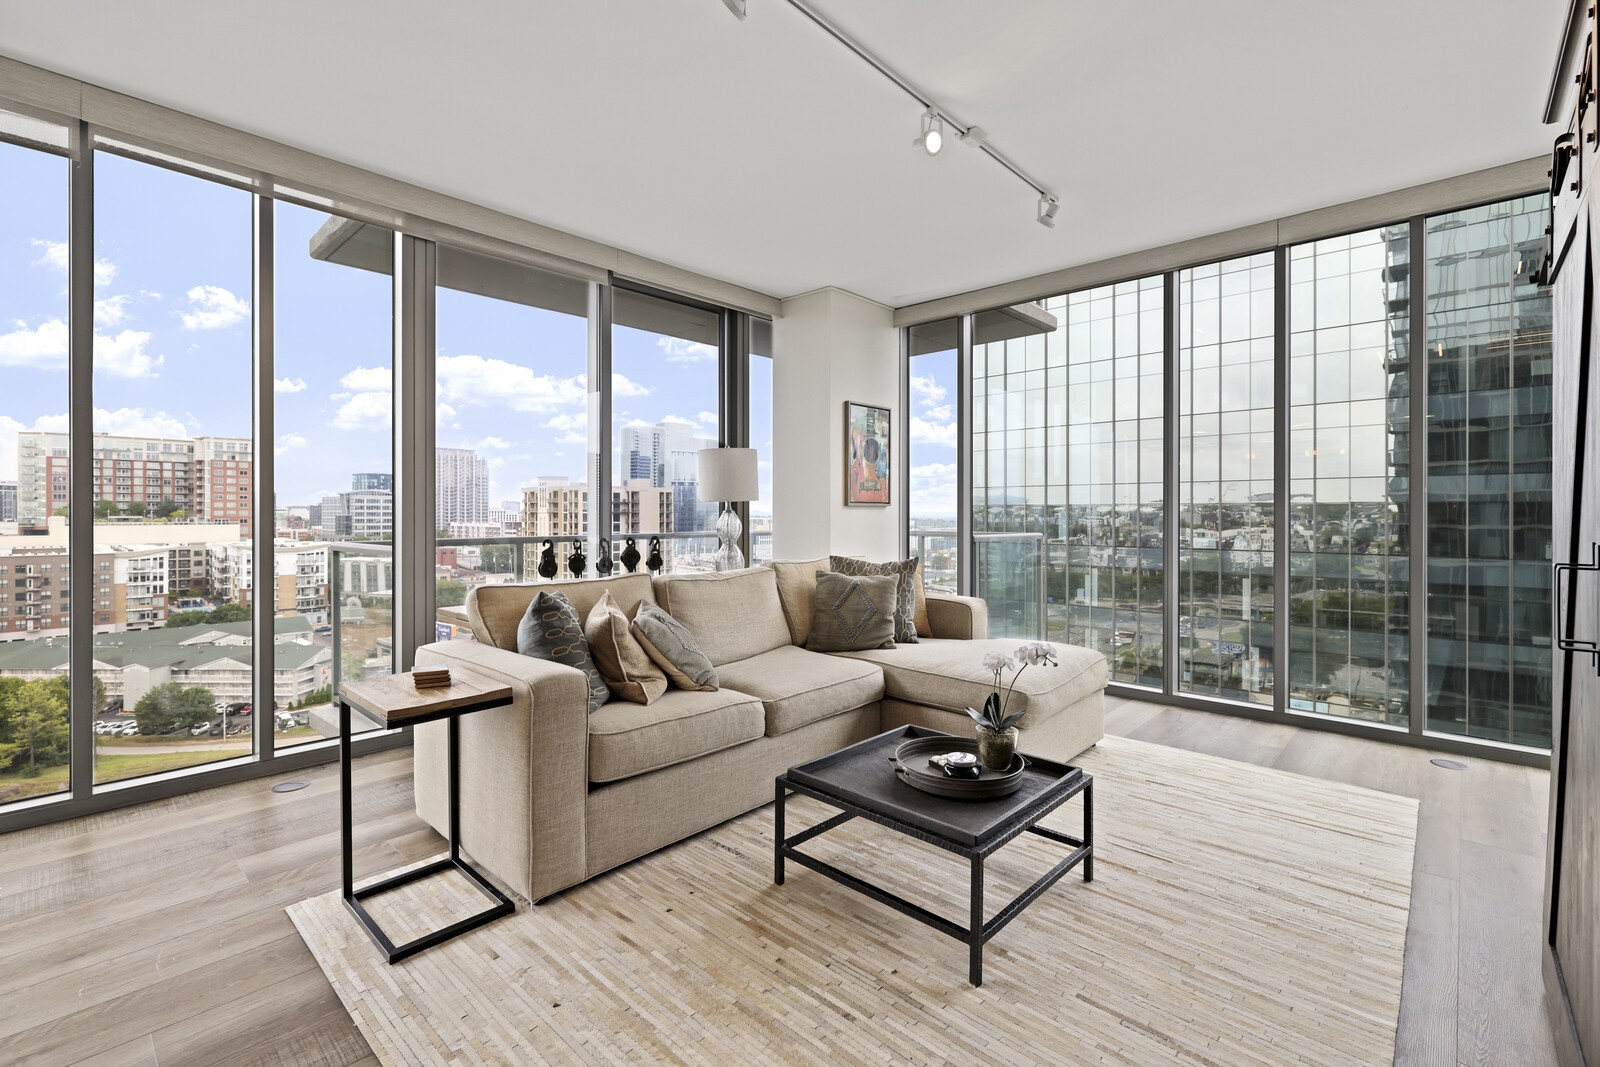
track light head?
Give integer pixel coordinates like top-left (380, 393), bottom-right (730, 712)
top-left (960, 126), bottom-right (987, 149)
top-left (913, 109), bottom-right (944, 155)
top-left (721, 0), bottom-right (747, 18)
top-left (1037, 194), bottom-right (1060, 229)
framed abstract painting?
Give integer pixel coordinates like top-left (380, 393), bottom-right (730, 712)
top-left (844, 401), bottom-right (891, 506)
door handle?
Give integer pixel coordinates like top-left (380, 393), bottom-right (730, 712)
top-left (1555, 542), bottom-right (1600, 673)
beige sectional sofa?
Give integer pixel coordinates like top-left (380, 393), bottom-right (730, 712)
top-left (411, 562), bottom-right (1107, 903)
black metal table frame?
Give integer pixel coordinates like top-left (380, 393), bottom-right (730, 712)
top-left (774, 769), bottom-right (1092, 986)
top-left (339, 693), bottom-right (515, 964)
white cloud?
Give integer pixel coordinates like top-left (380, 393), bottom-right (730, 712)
top-left (695, 410), bottom-right (718, 427)
top-left (93, 295), bottom-right (130, 327)
top-left (925, 404), bottom-right (953, 422)
top-left (31, 413), bottom-right (68, 433)
top-left (612, 373), bottom-right (648, 398)
top-left (910, 374), bottom-right (947, 409)
top-left (95, 407), bottom-right (189, 438)
top-left (659, 414), bottom-right (696, 429)
top-left (0, 318), bottom-right (67, 369)
top-left (331, 392), bottom-right (391, 431)
top-left (435, 402), bottom-right (456, 422)
top-left (95, 330), bottom-right (162, 378)
top-left (910, 415), bottom-right (956, 448)
top-left (275, 432), bottom-right (307, 457)
top-left (476, 436), bottom-right (512, 450)
top-left (338, 366), bottom-right (391, 391)
top-left (274, 376), bottom-right (308, 394)
top-left (909, 461), bottom-right (959, 517)
top-left (180, 285), bottom-right (249, 330)
top-left (30, 239), bottom-right (117, 287)
top-left (658, 336), bottom-right (717, 363)
top-left (541, 412), bottom-right (587, 446)
top-left (0, 318), bottom-right (160, 377)
top-left (436, 354), bottom-right (588, 413)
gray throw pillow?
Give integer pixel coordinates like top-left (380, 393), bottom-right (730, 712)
top-left (829, 555), bottom-right (920, 643)
top-left (806, 571), bottom-right (899, 653)
top-left (630, 603), bottom-right (719, 691)
top-left (516, 589), bottom-right (609, 714)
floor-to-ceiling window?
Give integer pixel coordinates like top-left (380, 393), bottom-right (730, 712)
top-left (92, 151), bottom-right (257, 785)
top-left (1423, 194), bottom-right (1553, 747)
top-left (1286, 226), bottom-right (1411, 725)
top-left (1177, 252), bottom-right (1276, 705)
top-left (749, 318), bottom-right (774, 565)
top-left (1056, 277), bottom-right (1166, 685)
top-left (612, 289), bottom-right (721, 569)
top-left (434, 248), bottom-right (589, 595)
top-left (275, 205), bottom-right (395, 747)
top-left (907, 318), bottom-right (960, 594)
top-left (0, 111), bottom-right (72, 807)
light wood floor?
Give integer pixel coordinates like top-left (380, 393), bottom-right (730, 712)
top-left (0, 697), bottom-right (1561, 1067)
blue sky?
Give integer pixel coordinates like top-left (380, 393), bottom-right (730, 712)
top-left (1, 144), bottom-right (773, 519)
top-left (908, 348), bottom-right (957, 520)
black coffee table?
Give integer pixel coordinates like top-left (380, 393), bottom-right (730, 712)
top-left (775, 724), bottom-right (1093, 986)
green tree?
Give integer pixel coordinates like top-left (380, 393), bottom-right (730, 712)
top-left (133, 683), bottom-right (217, 736)
top-left (164, 609), bottom-right (210, 629)
top-left (480, 544), bottom-right (516, 574)
top-left (207, 602), bottom-right (250, 623)
top-left (0, 680), bottom-right (70, 774)
top-left (51, 506), bottom-right (68, 519)
top-left (126, 501), bottom-right (147, 517)
top-left (93, 499), bottom-right (117, 519)
top-left (153, 499), bottom-right (181, 519)
top-left (436, 579), bottom-right (467, 608)
top-left (164, 602), bottom-right (249, 628)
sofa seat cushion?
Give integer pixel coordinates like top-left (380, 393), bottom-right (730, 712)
top-left (587, 688), bottom-right (765, 783)
top-left (716, 645), bottom-right (885, 737)
top-left (833, 639), bottom-right (1106, 727)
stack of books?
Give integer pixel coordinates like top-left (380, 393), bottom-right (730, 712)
top-left (412, 667), bottom-right (452, 690)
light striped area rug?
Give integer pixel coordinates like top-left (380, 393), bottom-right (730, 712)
top-left (288, 736), bottom-right (1418, 1066)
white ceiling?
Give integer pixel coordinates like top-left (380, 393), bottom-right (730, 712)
top-left (0, 0), bottom-right (1568, 307)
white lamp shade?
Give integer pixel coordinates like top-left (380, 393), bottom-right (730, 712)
top-left (697, 447), bottom-right (758, 502)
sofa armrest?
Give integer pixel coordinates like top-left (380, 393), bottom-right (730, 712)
top-left (412, 639), bottom-right (590, 902)
top-left (927, 593), bottom-right (988, 640)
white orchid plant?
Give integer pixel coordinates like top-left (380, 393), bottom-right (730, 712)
top-left (966, 642), bottom-right (1058, 734)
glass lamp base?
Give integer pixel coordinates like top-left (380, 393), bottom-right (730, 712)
top-left (713, 506), bottom-right (744, 571)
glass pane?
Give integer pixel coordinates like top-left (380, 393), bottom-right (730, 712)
top-left (93, 152), bottom-right (255, 785)
top-left (1179, 254), bottom-right (1275, 705)
top-left (1060, 279), bottom-right (1166, 687)
top-left (1423, 194), bottom-right (1553, 747)
top-left (434, 247), bottom-right (588, 628)
top-left (1286, 225), bottom-right (1411, 726)
top-left (612, 290), bottom-right (721, 571)
top-left (0, 129), bottom-right (72, 807)
top-left (749, 321), bottom-right (774, 564)
top-left (275, 204), bottom-right (394, 746)
top-left (907, 318), bottom-right (959, 594)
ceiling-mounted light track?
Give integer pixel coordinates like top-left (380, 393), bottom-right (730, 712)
top-left (721, 0), bottom-right (747, 18)
top-left (763, 0), bottom-right (1059, 229)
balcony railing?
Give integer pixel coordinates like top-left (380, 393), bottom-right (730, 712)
top-left (909, 529), bottom-right (1046, 641)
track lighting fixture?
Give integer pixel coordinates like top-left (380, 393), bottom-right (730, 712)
top-left (1037, 195), bottom-right (1060, 229)
top-left (913, 109), bottom-right (945, 155)
top-left (721, 0), bottom-right (747, 17)
top-left (756, 0), bottom-right (1060, 228)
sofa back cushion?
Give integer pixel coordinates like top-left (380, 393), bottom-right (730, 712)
top-left (652, 566), bottom-right (793, 667)
top-left (767, 557), bottom-right (830, 647)
top-left (469, 573), bottom-right (656, 650)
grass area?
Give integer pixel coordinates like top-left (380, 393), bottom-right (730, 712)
top-left (0, 749), bottom-right (241, 800)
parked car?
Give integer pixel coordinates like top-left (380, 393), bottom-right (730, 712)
top-left (190, 721), bottom-right (216, 737)
top-left (115, 722), bottom-right (139, 737)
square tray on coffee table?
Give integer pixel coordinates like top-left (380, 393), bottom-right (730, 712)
top-left (775, 724), bottom-right (1093, 986)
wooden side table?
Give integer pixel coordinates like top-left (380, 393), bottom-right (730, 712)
top-left (338, 668), bottom-right (515, 964)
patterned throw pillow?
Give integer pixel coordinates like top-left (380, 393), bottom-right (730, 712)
top-left (516, 590), bottom-right (610, 714)
top-left (584, 592), bottom-right (668, 705)
top-left (630, 603), bottom-right (719, 691)
top-left (829, 555), bottom-right (920, 643)
top-left (806, 571), bottom-right (899, 653)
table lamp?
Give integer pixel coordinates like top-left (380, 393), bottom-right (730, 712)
top-left (697, 447), bottom-right (758, 570)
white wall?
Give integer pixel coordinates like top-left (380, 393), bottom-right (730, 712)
top-left (772, 288), bottom-right (900, 561)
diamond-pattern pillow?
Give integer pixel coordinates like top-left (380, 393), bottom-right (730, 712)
top-left (829, 555), bottom-right (920, 643)
top-left (805, 571), bottom-right (899, 653)
top-left (516, 590), bottom-right (610, 714)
